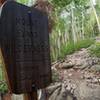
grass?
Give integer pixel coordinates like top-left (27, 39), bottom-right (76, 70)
top-left (57, 38), bottom-right (94, 60)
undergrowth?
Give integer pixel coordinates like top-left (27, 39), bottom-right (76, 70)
top-left (54, 38), bottom-right (94, 61)
top-left (89, 42), bottom-right (100, 57)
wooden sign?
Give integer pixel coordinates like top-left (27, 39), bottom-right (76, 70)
top-left (0, 1), bottom-right (52, 94)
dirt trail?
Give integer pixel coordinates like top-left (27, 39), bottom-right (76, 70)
top-left (48, 47), bottom-right (100, 100)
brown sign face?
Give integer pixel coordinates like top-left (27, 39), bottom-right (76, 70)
top-left (0, 0), bottom-right (52, 94)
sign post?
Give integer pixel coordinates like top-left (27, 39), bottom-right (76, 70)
top-left (24, 91), bottom-right (38, 100)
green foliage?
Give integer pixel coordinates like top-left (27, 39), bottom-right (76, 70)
top-left (59, 42), bottom-right (75, 59)
top-left (75, 39), bottom-right (95, 50)
top-left (0, 82), bottom-right (8, 94)
top-left (16, 0), bottom-right (35, 6)
top-left (17, 0), bottom-right (28, 4)
top-left (74, 0), bottom-right (89, 6)
top-left (0, 64), bottom-right (8, 93)
top-left (50, 0), bottom-right (72, 9)
top-left (50, 0), bottom-right (89, 11)
top-left (89, 42), bottom-right (100, 57)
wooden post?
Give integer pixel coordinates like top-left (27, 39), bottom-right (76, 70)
top-left (24, 85), bottom-right (38, 100)
top-left (24, 92), bottom-right (38, 100)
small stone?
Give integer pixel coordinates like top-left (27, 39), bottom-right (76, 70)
top-left (61, 62), bottom-right (74, 69)
top-left (70, 68), bottom-right (74, 71)
top-left (68, 73), bottom-right (72, 77)
top-left (81, 71), bottom-right (85, 74)
top-left (84, 74), bottom-right (92, 79)
top-left (98, 79), bottom-right (100, 83)
top-left (92, 78), bottom-right (98, 84)
top-left (86, 79), bottom-right (92, 83)
top-left (71, 88), bottom-right (74, 94)
top-left (72, 84), bottom-right (77, 89)
top-left (81, 75), bottom-right (84, 79)
top-left (66, 85), bottom-right (71, 91)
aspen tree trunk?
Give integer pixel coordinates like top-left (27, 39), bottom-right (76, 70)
top-left (76, 17), bottom-right (81, 40)
top-left (74, 16), bottom-right (79, 41)
top-left (90, 0), bottom-right (100, 32)
top-left (71, 3), bottom-right (77, 43)
top-left (81, 11), bottom-right (85, 39)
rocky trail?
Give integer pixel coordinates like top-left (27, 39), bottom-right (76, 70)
top-left (46, 46), bottom-right (100, 100)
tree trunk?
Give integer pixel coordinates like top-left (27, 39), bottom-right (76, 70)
top-left (90, 0), bottom-right (100, 32)
top-left (71, 3), bottom-right (77, 43)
